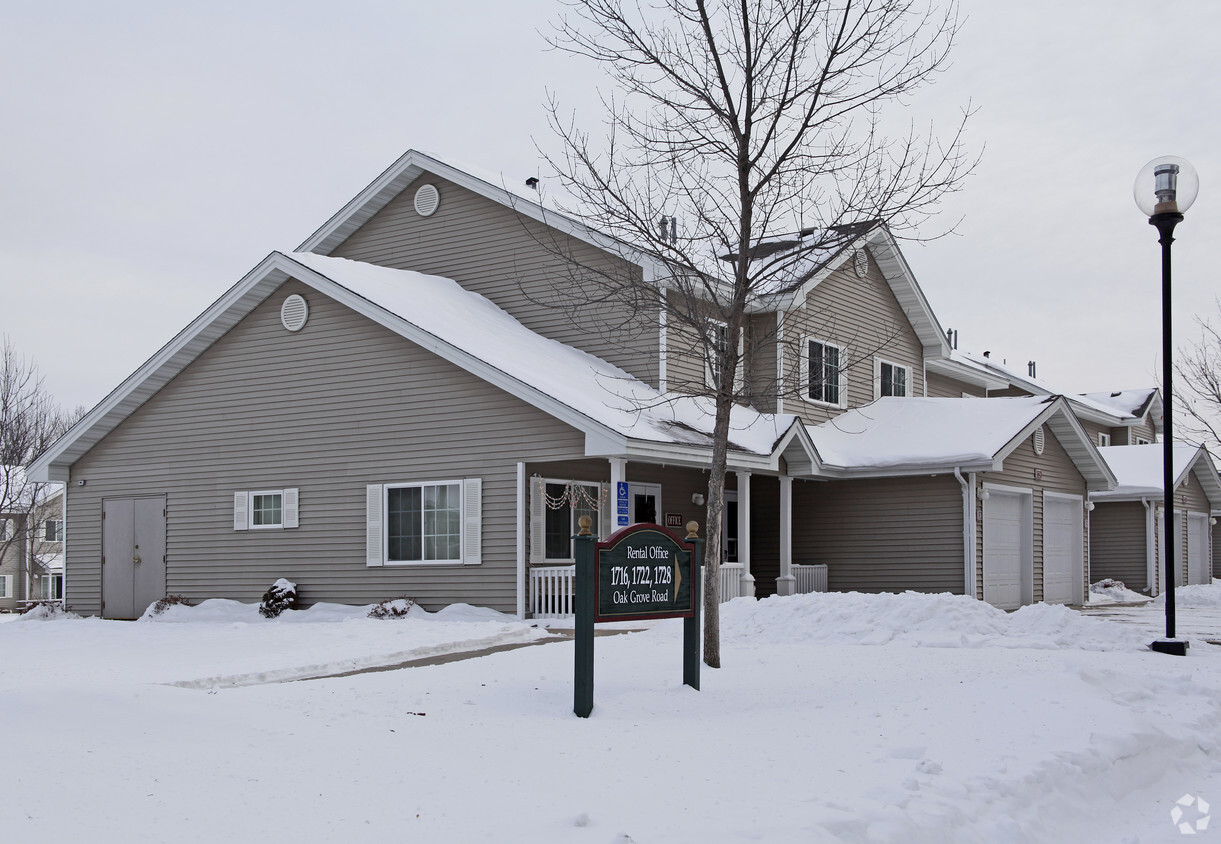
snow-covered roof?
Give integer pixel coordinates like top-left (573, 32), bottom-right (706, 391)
top-left (28, 250), bottom-right (814, 481)
top-left (1079, 388), bottom-right (1159, 419)
top-left (952, 352), bottom-right (1161, 428)
top-left (805, 396), bottom-right (1116, 487)
top-left (286, 252), bottom-right (797, 459)
top-left (1091, 443), bottom-right (1221, 503)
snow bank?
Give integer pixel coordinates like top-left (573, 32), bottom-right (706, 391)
top-left (1154, 579), bottom-right (1221, 608)
top-left (714, 590), bottom-right (1151, 651)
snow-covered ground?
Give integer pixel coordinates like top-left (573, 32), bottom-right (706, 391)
top-left (2, 588), bottom-right (1220, 842)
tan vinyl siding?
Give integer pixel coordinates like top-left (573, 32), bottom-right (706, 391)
top-left (780, 254), bottom-right (926, 424)
top-left (1127, 418), bottom-right (1156, 443)
top-left (793, 476), bottom-right (964, 594)
top-left (1088, 501), bottom-right (1149, 590)
top-left (0, 514), bottom-right (28, 610)
top-left (977, 426), bottom-right (1088, 603)
top-left (64, 280), bottom-right (590, 616)
top-left (747, 313), bottom-right (780, 412)
top-left (926, 371), bottom-right (985, 398)
top-left (330, 176), bottom-right (659, 387)
top-left (1079, 419), bottom-right (1110, 448)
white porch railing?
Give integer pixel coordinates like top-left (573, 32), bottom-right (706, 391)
top-left (529, 563), bottom-right (748, 618)
top-left (529, 566), bottom-right (576, 618)
top-left (793, 563), bottom-right (828, 594)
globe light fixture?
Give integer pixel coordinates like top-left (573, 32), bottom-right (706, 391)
top-left (1134, 155), bottom-right (1198, 656)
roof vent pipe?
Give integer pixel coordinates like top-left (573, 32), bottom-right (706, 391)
top-left (1028, 360), bottom-right (1037, 378)
top-left (983, 351), bottom-right (991, 358)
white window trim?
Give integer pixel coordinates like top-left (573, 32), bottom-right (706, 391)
top-left (533, 478), bottom-right (607, 564)
top-left (1098, 432), bottom-right (1111, 448)
top-left (800, 336), bottom-right (847, 409)
top-left (1136, 436), bottom-right (1152, 446)
top-left (234, 488), bottom-right (299, 531)
top-left (873, 357), bottom-right (911, 399)
top-left (367, 479), bottom-right (481, 567)
top-left (705, 319), bottom-right (744, 393)
top-left (0, 574), bottom-right (11, 599)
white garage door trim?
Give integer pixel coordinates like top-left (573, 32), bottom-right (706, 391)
top-left (983, 484), bottom-right (1033, 610)
top-left (1043, 491), bottom-right (1083, 605)
top-left (1187, 512), bottom-right (1209, 585)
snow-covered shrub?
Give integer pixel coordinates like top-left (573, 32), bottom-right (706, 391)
top-left (150, 594), bottom-right (193, 616)
top-left (259, 579), bottom-right (298, 618)
top-left (1092, 578), bottom-right (1126, 591)
top-left (15, 602), bottom-right (78, 621)
top-left (368, 597), bottom-right (415, 619)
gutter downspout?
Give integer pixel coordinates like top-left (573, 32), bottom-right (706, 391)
top-left (1142, 497), bottom-right (1157, 595)
top-left (955, 469), bottom-right (976, 599)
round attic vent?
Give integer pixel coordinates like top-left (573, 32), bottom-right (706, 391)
top-left (853, 249), bottom-right (868, 278)
top-left (414, 184), bottom-right (440, 217)
top-left (281, 294), bottom-right (309, 332)
top-left (1033, 426), bottom-right (1045, 455)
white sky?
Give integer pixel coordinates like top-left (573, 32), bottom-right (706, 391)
top-left (2, 0), bottom-right (1218, 412)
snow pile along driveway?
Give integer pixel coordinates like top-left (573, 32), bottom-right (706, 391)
top-left (1, 589), bottom-right (1220, 843)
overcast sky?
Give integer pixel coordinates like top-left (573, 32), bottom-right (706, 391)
top-left (2, 0), bottom-right (1218, 412)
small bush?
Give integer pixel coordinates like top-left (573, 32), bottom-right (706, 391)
top-left (368, 597), bottom-right (415, 619)
top-left (150, 594), bottom-right (193, 616)
top-left (17, 601), bottom-right (76, 620)
top-left (1092, 578), bottom-right (1126, 591)
top-left (259, 578), bottom-right (298, 619)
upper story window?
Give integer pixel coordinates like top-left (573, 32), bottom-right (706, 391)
top-left (1098, 432), bottom-right (1111, 447)
top-left (43, 519), bottom-right (62, 541)
top-left (804, 338), bottom-right (845, 407)
top-left (875, 359), bottom-right (909, 398)
top-left (1136, 436), bottom-right (1152, 445)
top-left (706, 320), bottom-right (743, 392)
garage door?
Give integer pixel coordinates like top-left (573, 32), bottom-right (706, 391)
top-left (1188, 513), bottom-right (1210, 585)
top-left (984, 490), bottom-right (1026, 610)
top-left (1043, 494), bottom-right (1082, 605)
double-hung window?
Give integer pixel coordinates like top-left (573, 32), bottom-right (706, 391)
top-left (875, 359), bottom-right (909, 398)
top-left (806, 339), bottom-right (844, 406)
top-left (44, 519), bottom-right (63, 542)
top-left (1098, 432), bottom-right (1111, 447)
top-left (367, 479), bottom-right (481, 566)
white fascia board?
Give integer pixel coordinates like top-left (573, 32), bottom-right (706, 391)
top-left (814, 460), bottom-right (995, 480)
top-left (925, 357), bottom-right (1010, 391)
top-left (991, 399), bottom-right (1117, 490)
top-left (297, 150), bottom-right (663, 278)
top-left (27, 254), bottom-right (293, 482)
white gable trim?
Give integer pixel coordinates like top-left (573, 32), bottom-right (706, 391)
top-left (296, 149), bottom-right (662, 278)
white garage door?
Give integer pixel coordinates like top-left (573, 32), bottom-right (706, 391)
top-left (1188, 513), bottom-right (1210, 585)
top-left (1043, 495), bottom-right (1082, 605)
top-left (984, 491), bottom-right (1026, 610)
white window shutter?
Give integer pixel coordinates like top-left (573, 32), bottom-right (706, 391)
top-left (283, 488), bottom-right (299, 528)
top-left (529, 478), bottom-right (545, 564)
top-left (234, 492), bottom-right (249, 531)
top-left (366, 484), bottom-right (384, 567)
top-left (600, 482), bottom-right (612, 539)
top-left (463, 478), bottom-right (482, 565)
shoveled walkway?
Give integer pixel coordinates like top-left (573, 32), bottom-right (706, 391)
top-left (1081, 601), bottom-right (1221, 646)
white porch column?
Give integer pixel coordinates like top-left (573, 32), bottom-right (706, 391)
top-left (737, 470), bottom-right (755, 597)
top-left (776, 475), bottom-right (796, 596)
top-left (609, 458), bottom-right (628, 531)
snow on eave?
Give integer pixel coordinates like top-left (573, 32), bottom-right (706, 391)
top-left (295, 149), bottom-right (662, 277)
top-left (927, 353), bottom-right (1011, 391)
top-left (1090, 443), bottom-right (1221, 504)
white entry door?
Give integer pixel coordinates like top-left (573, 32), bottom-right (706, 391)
top-left (1043, 494), bottom-right (1082, 605)
top-left (983, 490), bottom-right (1029, 610)
top-left (1188, 513), bottom-right (1210, 585)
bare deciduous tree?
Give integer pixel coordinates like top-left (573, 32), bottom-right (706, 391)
top-left (1176, 301), bottom-right (1221, 450)
top-left (1, 337), bottom-right (82, 602)
top-left (543, 0), bottom-right (975, 666)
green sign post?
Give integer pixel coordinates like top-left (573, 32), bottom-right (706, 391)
top-left (573, 518), bottom-right (702, 718)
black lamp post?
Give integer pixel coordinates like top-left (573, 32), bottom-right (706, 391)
top-left (1134, 155), bottom-right (1199, 656)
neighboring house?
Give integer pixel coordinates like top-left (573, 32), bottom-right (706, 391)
top-left (1090, 443), bottom-right (1221, 594)
top-left (0, 469), bottom-right (64, 611)
top-left (28, 149), bottom-right (1120, 619)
